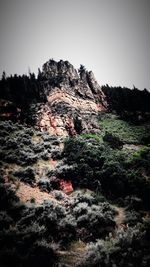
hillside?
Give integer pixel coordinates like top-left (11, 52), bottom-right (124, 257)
top-left (0, 60), bottom-right (150, 267)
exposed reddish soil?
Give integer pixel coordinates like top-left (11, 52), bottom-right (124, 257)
top-left (16, 182), bottom-right (56, 205)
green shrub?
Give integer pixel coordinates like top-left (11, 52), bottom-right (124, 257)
top-left (143, 217), bottom-right (150, 239)
top-left (79, 225), bottom-right (149, 267)
top-left (70, 195), bottom-right (116, 240)
top-left (0, 211), bottom-right (13, 230)
top-left (38, 178), bottom-right (51, 192)
top-left (103, 132), bottom-right (123, 149)
top-left (0, 183), bottom-right (19, 211)
top-left (51, 148), bottom-right (62, 159)
top-left (100, 114), bottom-right (150, 144)
top-left (80, 133), bottom-right (102, 142)
top-left (27, 240), bottom-right (58, 267)
top-left (13, 167), bottom-right (35, 185)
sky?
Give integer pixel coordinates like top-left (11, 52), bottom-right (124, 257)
top-left (0, 0), bottom-right (150, 90)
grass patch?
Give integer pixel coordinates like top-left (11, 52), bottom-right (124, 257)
top-left (80, 133), bottom-right (103, 142)
top-left (100, 114), bottom-right (150, 144)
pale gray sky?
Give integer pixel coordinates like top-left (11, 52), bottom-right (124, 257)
top-left (0, 0), bottom-right (150, 90)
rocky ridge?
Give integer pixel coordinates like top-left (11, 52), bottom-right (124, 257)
top-left (32, 59), bottom-right (107, 136)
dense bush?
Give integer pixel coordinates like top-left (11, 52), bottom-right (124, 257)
top-left (69, 193), bottom-right (116, 241)
top-left (63, 137), bottom-right (150, 206)
top-left (0, 183), bottom-right (19, 211)
top-left (55, 164), bottom-right (78, 180)
top-left (33, 142), bottom-right (45, 153)
top-left (100, 161), bottom-right (127, 197)
top-left (0, 121), bottom-right (58, 167)
top-left (27, 240), bottom-right (58, 267)
top-left (1, 142), bottom-right (38, 167)
top-left (42, 134), bottom-right (59, 142)
top-left (0, 137), bottom-right (6, 146)
top-left (141, 134), bottom-right (150, 145)
top-left (40, 150), bottom-right (50, 160)
top-left (0, 121), bottom-right (18, 133)
top-left (52, 190), bottom-right (67, 201)
top-left (13, 167), bottom-right (35, 185)
top-left (103, 132), bottom-right (123, 149)
top-left (0, 190), bottom-right (71, 266)
top-left (63, 137), bottom-right (105, 189)
top-left (51, 148), bottom-right (62, 160)
top-left (0, 211), bottom-right (13, 230)
top-left (79, 224), bottom-right (150, 267)
top-left (0, 222), bottom-right (58, 267)
top-left (38, 178), bottom-right (51, 192)
top-left (43, 141), bottom-right (52, 149)
top-left (143, 217), bottom-right (150, 240)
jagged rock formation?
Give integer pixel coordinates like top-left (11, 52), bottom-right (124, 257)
top-left (33, 60), bottom-right (107, 136)
top-left (0, 59), bottom-right (107, 136)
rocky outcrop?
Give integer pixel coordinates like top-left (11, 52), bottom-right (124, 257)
top-left (33, 60), bottom-right (107, 136)
top-left (33, 59), bottom-right (107, 136)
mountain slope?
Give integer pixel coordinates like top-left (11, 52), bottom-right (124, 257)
top-left (0, 59), bottom-right (150, 267)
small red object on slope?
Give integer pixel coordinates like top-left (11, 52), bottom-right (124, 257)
top-left (59, 179), bottom-right (73, 194)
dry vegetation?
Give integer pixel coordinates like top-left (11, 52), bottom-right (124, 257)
top-left (0, 119), bottom-right (150, 267)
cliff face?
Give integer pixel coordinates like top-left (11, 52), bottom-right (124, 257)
top-left (34, 59), bottom-right (107, 136)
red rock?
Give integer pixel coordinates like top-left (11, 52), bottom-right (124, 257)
top-left (59, 179), bottom-right (73, 194)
